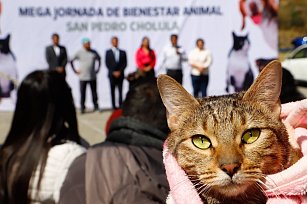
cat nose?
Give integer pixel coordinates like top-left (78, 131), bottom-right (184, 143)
top-left (220, 163), bottom-right (241, 177)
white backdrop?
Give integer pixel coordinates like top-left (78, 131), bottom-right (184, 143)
top-left (0, 0), bottom-right (278, 110)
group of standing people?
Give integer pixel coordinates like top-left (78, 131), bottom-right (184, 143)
top-left (46, 33), bottom-right (126, 112)
top-left (161, 34), bottom-right (212, 98)
top-left (45, 33), bottom-right (213, 112)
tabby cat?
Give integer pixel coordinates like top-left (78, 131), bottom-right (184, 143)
top-left (157, 61), bottom-right (298, 203)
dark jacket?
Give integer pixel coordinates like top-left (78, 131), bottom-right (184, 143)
top-left (105, 49), bottom-right (127, 79)
top-left (59, 117), bottom-right (169, 204)
top-left (45, 45), bottom-right (68, 71)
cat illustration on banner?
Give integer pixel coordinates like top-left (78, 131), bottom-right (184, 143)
top-left (0, 34), bottom-right (18, 99)
top-left (226, 32), bottom-right (254, 93)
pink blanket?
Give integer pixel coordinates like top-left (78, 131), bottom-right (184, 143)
top-left (164, 100), bottom-right (307, 204)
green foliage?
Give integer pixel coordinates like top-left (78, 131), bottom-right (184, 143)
top-left (279, 0), bottom-right (307, 49)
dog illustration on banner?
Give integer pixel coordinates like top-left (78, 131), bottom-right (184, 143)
top-left (0, 34), bottom-right (18, 98)
top-left (239, 0), bottom-right (278, 50)
top-left (226, 32), bottom-right (253, 93)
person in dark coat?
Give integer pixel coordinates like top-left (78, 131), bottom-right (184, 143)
top-left (45, 33), bottom-right (68, 76)
top-left (105, 36), bottom-right (127, 109)
top-left (59, 80), bottom-right (170, 204)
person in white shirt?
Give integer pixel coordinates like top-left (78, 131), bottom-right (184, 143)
top-left (0, 70), bottom-right (86, 204)
top-left (161, 34), bottom-right (187, 84)
top-left (188, 38), bottom-right (212, 97)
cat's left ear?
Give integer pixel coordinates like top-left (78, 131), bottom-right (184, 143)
top-left (243, 60), bottom-right (282, 116)
top-left (157, 75), bottom-right (199, 130)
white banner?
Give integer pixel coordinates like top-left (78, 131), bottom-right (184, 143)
top-left (0, 0), bottom-right (278, 110)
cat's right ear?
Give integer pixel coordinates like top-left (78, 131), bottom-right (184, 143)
top-left (157, 75), bottom-right (199, 130)
top-left (243, 60), bottom-right (282, 116)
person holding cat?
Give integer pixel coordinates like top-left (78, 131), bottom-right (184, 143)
top-left (59, 80), bottom-right (169, 204)
top-left (45, 33), bottom-right (68, 76)
top-left (188, 38), bottom-right (212, 98)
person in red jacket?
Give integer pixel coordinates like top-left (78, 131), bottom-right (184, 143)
top-left (135, 36), bottom-right (156, 79)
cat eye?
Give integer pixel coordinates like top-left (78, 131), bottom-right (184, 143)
top-left (242, 129), bottom-right (261, 144)
top-left (192, 135), bottom-right (211, 149)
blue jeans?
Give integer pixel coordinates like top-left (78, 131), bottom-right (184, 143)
top-left (191, 74), bottom-right (209, 98)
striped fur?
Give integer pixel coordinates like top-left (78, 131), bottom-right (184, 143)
top-left (158, 61), bottom-right (296, 203)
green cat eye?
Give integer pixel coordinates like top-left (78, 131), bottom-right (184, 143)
top-left (242, 129), bottom-right (261, 144)
top-left (192, 135), bottom-right (211, 149)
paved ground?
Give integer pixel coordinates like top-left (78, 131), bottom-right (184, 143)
top-left (0, 110), bottom-right (112, 145)
top-left (1, 87), bottom-right (307, 145)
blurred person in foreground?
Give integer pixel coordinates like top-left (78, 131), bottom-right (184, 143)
top-left (59, 79), bottom-right (169, 204)
top-left (0, 70), bottom-right (86, 204)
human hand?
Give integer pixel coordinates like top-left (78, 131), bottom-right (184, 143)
top-left (144, 66), bottom-right (152, 72)
top-left (198, 67), bottom-right (206, 74)
top-left (56, 67), bottom-right (65, 73)
top-left (113, 71), bottom-right (121, 78)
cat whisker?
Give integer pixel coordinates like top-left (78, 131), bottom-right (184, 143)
top-left (255, 180), bottom-right (267, 195)
top-left (259, 175), bottom-right (291, 202)
top-left (187, 173), bottom-right (214, 177)
top-left (257, 178), bottom-right (283, 201)
top-left (259, 174), bottom-right (278, 189)
top-left (171, 178), bottom-right (197, 190)
top-left (196, 183), bottom-right (211, 198)
top-left (193, 181), bottom-right (204, 190)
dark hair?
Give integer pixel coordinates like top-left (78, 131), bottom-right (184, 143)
top-left (140, 36), bottom-right (152, 50)
top-left (170, 34), bottom-right (178, 39)
top-left (51, 33), bottom-right (59, 38)
top-left (0, 70), bottom-right (80, 204)
top-left (122, 80), bottom-right (169, 133)
top-left (111, 36), bottom-right (118, 41)
top-left (196, 38), bottom-right (204, 45)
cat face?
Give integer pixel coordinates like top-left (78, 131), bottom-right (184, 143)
top-left (158, 61), bottom-right (292, 201)
top-left (232, 32), bottom-right (249, 51)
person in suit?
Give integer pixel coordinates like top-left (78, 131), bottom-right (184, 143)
top-left (45, 33), bottom-right (68, 76)
top-left (105, 36), bottom-right (127, 109)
